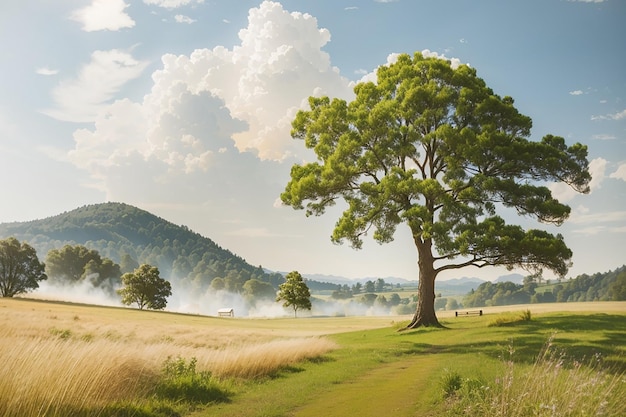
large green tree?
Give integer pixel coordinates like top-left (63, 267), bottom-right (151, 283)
top-left (0, 237), bottom-right (47, 297)
top-left (281, 52), bottom-right (591, 328)
top-left (276, 271), bottom-right (312, 317)
top-left (117, 264), bottom-right (172, 310)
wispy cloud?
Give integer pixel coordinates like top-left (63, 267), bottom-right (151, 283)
top-left (70, 0), bottom-right (135, 32)
top-left (591, 109), bottom-right (626, 121)
top-left (43, 49), bottom-right (148, 123)
top-left (345, 6), bottom-right (358, 10)
top-left (572, 225), bottom-right (626, 236)
top-left (569, 90), bottom-right (584, 95)
top-left (36, 67), bottom-right (58, 76)
top-left (174, 14), bottom-right (196, 24)
top-left (143, 0), bottom-right (204, 9)
top-left (226, 227), bottom-right (281, 238)
top-left (571, 210), bottom-right (626, 224)
top-left (592, 134), bottom-right (615, 140)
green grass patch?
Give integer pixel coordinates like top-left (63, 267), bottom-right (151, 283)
top-left (190, 311), bottom-right (626, 417)
top-left (487, 309), bottom-right (532, 327)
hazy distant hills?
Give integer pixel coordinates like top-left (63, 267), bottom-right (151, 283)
top-left (300, 272), bottom-right (525, 295)
top-left (0, 202), bottom-right (524, 296)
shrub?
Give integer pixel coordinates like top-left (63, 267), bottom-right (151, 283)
top-left (440, 369), bottom-right (463, 397)
top-left (49, 327), bottom-right (73, 339)
top-left (155, 356), bottom-right (230, 404)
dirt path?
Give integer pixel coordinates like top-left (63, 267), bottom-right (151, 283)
top-left (290, 354), bottom-right (441, 417)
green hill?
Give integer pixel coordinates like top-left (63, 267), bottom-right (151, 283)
top-left (0, 202), bottom-right (284, 292)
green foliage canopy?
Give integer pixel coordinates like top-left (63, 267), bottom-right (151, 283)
top-left (0, 237), bottom-right (47, 297)
top-left (281, 52), bottom-right (591, 327)
top-left (117, 264), bottom-right (172, 310)
top-left (45, 244), bottom-right (121, 292)
top-left (242, 278), bottom-right (276, 305)
top-left (276, 271), bottom-right (312, 317)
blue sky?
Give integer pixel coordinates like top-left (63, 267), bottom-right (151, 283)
top-left (0, 0), bottom-right (624, 282)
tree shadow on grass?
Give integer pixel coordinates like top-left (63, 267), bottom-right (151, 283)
top-left (396, 314), bottom-right (626, 372)
top-left (264, 355), bottom-right (336, 380)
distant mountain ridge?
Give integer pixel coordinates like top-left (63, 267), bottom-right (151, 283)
top-left (301, 273), bottom-right (523, 287)
top-left (298, 273), bottom-right (524, 296)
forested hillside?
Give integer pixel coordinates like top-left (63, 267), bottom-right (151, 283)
top-left (0, 202), bottom-right (284, 293)
top-left (463, 265), bottom-right (626, 307)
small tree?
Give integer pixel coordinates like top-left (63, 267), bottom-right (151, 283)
top-left (242, 278), bottom-right (276, 305)
top-left (45, 244), bottom-right (121, 290)
top-left (276, 271), bottom-right (312, 317)
top-left (117, 264), bottom-right (172, 310)
top-left (0, 237), bottom-right (47, 297)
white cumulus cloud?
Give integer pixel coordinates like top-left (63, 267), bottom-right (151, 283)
top-left (44, 50), bottom-right (149, 123)
top-left (609, 164), bottom-right (626, 181)
top-left (143, 0), bottom-right (353, 160)
top-left (63, 0), bottom-right (354, 228)
top-left (70, 0), bottom-right (135, 32)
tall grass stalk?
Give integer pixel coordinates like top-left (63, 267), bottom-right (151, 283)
top-left (443, 336), bottom-right (626, 416)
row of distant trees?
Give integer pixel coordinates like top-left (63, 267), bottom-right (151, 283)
top-left (0, 237), bottom-right (314, 316)
top-left (463, 267), bottom-right (626, 307)
top-left (0, 237), bottom-right (172, 309)
top-left (328, 278), bottom-right (400, 299)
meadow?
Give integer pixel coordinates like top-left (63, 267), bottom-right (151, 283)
top-left (1, 298), bottom-right (624, 416)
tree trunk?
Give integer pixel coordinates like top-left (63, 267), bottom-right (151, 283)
top-left (404, 237), bottom-right (442, 329)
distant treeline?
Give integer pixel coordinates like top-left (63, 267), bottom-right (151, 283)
top-left (463, 265), bottom-right (626, 308)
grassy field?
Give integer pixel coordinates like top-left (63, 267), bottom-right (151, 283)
top-left (1, 298), bottom-right (624, 416)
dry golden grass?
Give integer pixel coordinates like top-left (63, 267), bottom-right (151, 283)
top-left (0, 298), bottom-right (339, 416)
top-left (1, 338), bottom-right (158, 416)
